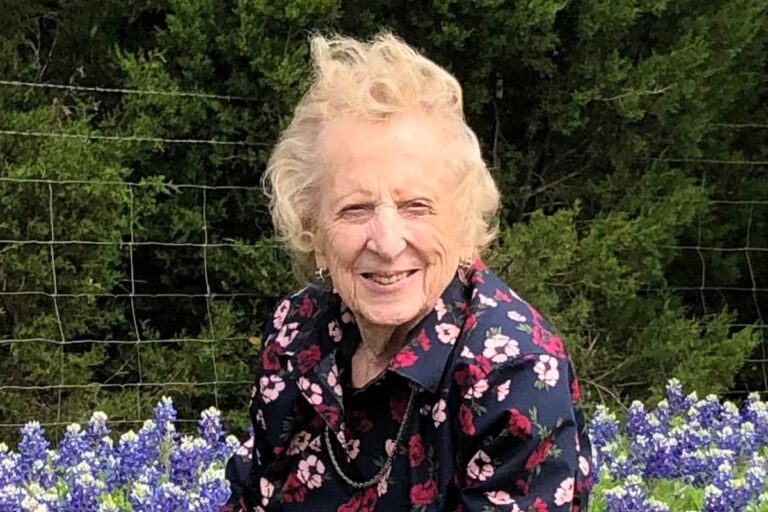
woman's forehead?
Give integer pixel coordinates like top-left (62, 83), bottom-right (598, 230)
top-left (318, 111), bottom-right (448, 164)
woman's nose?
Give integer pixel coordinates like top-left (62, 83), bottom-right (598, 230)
top-left (366, 206), bottom-right (406, 260)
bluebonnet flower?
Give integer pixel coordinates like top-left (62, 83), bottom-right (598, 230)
top-left (665, 378), bottom-right (693, 416)
top-left (86, 411), bottom-right (110, 448)
top-left (57, 423), bottom-right (89, 468)
top-left (152, 481), bottom-right (189, 511)
top-left (195, 465), bottom-right (230, 512)
top-left (650, 399), bottom-right (672, 431)
top-left (644, 433), bottom-right (681, 480)
top-left (696, 394), bottom-right (725, 430)
top-left (169, 435), bottom-right (206, 486)
top-left (703, 484), bottom-right (730, 512)
top-left (154, 396), bottom-right (177, 438)
top-left (128, 481), bottom-right (152, 512)
top-left (19, 481), bottom-right (60, 511)
top-left (0, 443), bottom-right (21, 488)
top-left (590, 405), bottom-right (620, 446)
top-left (604, 474), bottom-right (669, 512)
top-left (63, 460), bottom-right (103, 511)
top-left (17, 422), bottom-right (56, 488)
top-left (627, 401), bottom-right (654, 438)
top-left (115, 429), bottom-right (146, 486)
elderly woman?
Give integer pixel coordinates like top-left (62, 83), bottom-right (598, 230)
top-left (224, 33), bottom-right (592, 511)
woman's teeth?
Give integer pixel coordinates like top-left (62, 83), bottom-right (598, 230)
top-left (367, 271), bottom-right (412, 285)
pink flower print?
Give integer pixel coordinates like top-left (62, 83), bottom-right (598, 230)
top-left (554, 477), bottom-right (574, 506)
top-left (478, 293), bottom-right (498, 308)
top-left (298, 377), bottom-right (323, 405)
top-left (328, 320), bottom-right (342, 343)
top-left (465, 378), bottom-right (489, 400)
top-left (255, 409), bottom-right (266, 430)
top-left (237, 436), bottom-right (254, 457)
top-left (431, 399), bottom-right (447, 428)
top-left (275, 322), bottom-right (299, 348)
top-left (345, 438), bottom-right (360, 460)
top-left (496, 379), bottom-right (510, 402)
top-left (507, 310), bottom-right (527, 322)
top-left (297, 454), bottom-right (326, 489)
top-left (435, 298), bottom-right (448, 320)
top-left (467, 450), bottom-right (494, 482)
top-left (288, 431), bottom-right (312, 455)
top-left (260, 477), bottom-right (275, 507)
top-left (309, 435), bottom-right (322, 452)
top-left (486, 491), bottom-right (517, 507)
top-left (259, 375), bottom-right (286, 404)
top-left (377, 466), bottom-right (392, 497)
top-left (436, 323), bottom-right (460, 345)
top-left (579, 456), bottom-right (590, 476)
top-left (326, 366), bottom-right (343, 396)
top-left (385, 438), bottom-right (396, 457)
top-left (341, 309), bottom-right (355, 324)
top-left (273, 299), bottom-right (290, 330)
top-left (482, 332), bottom-right (520, 364)
top-left (534, 354), bottom-right (560, 388)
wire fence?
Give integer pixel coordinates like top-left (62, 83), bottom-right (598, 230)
top-left (1, 79), bottom-right (766, 436)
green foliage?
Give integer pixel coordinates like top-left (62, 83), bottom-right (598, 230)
top-left (1, 0), bottom-right (767, 438)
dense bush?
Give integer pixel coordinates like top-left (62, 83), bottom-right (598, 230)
top-left (1, 0), bottom-right (767, 434)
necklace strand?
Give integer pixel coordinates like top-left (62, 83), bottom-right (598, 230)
top-left (324, 383), bottom-right (418, 489)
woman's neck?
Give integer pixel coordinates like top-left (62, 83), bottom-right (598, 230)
top-left (356, 321), bottom-right (407, 360)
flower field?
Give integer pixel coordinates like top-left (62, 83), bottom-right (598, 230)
top-left (590, 380), bottom-right (768, 511)
top-left (0, 399), bottom-right (235, 511)
top-left (1, 380), bottom-right (768, 511)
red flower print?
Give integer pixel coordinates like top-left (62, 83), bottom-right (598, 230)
top-left (360, 487), bottom-right (378, 511)
top-left (281, 473), bottom-right (307, 503)
top-left (571, 377), bottom-right (582, 402)
top-left (391, 392), bottom-right (407, 422)
top-left (410, 479), bottom-right (438, 506)
top-left (533, 497), bottom-right (549, 512)
top-left (525, 438), bottom-right (554, 470)
top-left (463, 314), bottom-right (478, 333)
top-left (474, 355), bottom-right (493, 375)
top-left (261, 342), bottom-right (282, 371)
top-left (454, 363), bottom-right (488, 390)
top-left (508, 408), bottom-right (533, 439)
top-left (317, 403), bottom-right (341, 428)
top-left (408, 434), bottom-right (426, 467)
top-left (391, 348), bottom-right (418, 369)
top-left (299, 296), bottom-right (314, 317)
top-left (297, 345), bottom-right (322, 373)
top-left (417, 329), bottom-right (431, 351)
top-left (459, 403), bottom-right (476, 435)
top-left (350, 410), bottom-right (373, 433)
top-left (493, 288), bottom-right (512, 302)
top-left (532, 325), bottom-right (566, 358)
top-left (337, 496), bottom-right (361, 512)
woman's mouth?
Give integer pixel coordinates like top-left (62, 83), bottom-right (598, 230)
top-left (362, 270), bottom-right (417, 286)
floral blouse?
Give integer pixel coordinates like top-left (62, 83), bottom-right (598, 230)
top-left (224, 263), bottom-right (592, 511)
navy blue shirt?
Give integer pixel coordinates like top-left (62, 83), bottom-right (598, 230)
top-left (224, 263), bottom-right (592, 511)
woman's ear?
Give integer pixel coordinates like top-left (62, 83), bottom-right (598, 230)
top-left (313, 235), bottom-right (328, 269)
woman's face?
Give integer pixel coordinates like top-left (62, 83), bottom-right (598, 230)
top-left (314, 112), bottom-right (466, 331)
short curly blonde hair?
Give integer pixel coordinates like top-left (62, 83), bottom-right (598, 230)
top-left (263, 33), bottom-right (500, 278)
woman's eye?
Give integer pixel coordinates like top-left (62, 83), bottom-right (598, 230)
top-left (339, 204), bottom-right (371, 218)
top-left (403, 202), bottom-right (431, 215)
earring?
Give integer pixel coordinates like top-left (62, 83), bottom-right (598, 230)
top-left (459, 256), bottom-right (473, 270)
top-left (315, 267), bottom-right (329, 281)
